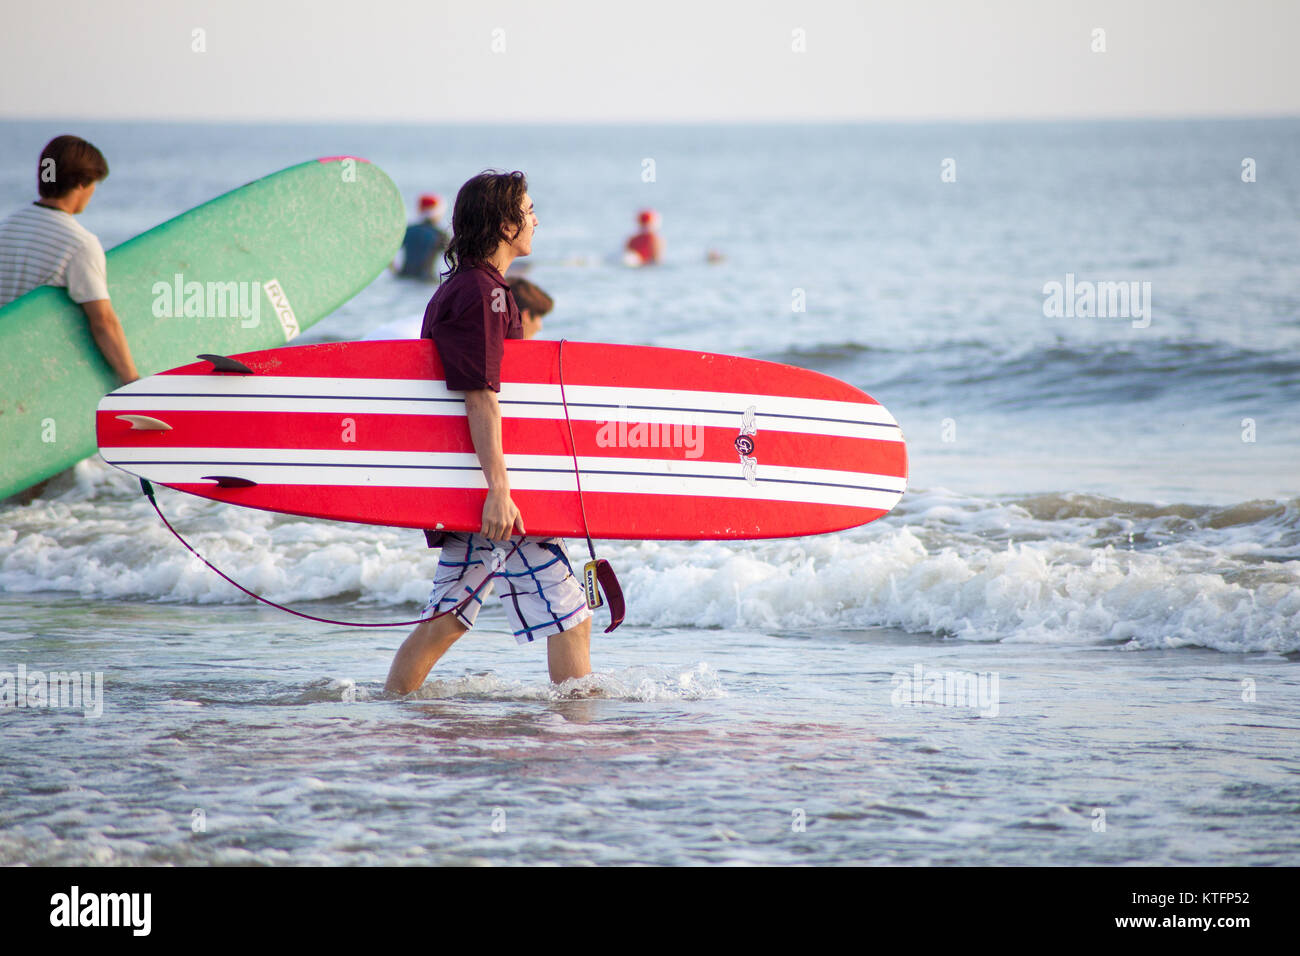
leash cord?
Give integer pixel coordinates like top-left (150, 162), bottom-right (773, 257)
top-left (557, 338), bottom-right (597, 560)
top-left (140, 478), bottom-right (519, 628)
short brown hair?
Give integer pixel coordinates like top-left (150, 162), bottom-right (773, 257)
top-left (38, 135), bottom-right (109, 199)
top-left (508, 277), bottom-right (553, 318)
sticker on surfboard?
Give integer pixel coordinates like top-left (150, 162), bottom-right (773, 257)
top-left (735, 405), bottom-right (758, 486)
top-left (263, 278), bottom-right (300, 341)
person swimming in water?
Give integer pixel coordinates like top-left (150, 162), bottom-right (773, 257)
top-left (624, 208), bottom-right (663, 266)
top-left (394, 193), bottom-right (449, 282)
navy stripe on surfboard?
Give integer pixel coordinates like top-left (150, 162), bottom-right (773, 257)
top-left (111, 392), bottom-right (900, 429)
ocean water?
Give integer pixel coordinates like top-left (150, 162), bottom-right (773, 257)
top-left (1, 119), bottom-right (1298, 865)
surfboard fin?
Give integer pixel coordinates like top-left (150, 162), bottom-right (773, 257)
top-left (201, 475), bottom-right (258, 488)
top-left (583, 559), bottom-right (625, 633)
top-left (198, 354), bottom-right (254, 374)
top-left (115, 414), bottom-right (172, 431)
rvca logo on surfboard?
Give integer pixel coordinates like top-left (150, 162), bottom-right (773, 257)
top-left (735, 406), bottom-right (758, 485)
top-left (262, 278), bottom-right (300, 341)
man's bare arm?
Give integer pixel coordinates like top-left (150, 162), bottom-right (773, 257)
top-left (464, 388), bottom-right (525, 540)
top-left (80, 299), bottom-right (139, 385)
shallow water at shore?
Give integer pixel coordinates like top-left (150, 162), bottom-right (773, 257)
top-left (1, 584), bottom-right (1297, 865)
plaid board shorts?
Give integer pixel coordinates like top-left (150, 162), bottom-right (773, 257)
top-left (421, 533), bottom-right (592, 644)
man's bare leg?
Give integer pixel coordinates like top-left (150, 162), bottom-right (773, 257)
top-left (385, 613), bottom-right (468, 694)
top-left (547, 616), bottom-right (593, 684)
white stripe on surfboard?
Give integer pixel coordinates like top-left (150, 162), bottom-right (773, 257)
top-left (99, 447), bottom-right (906, 509)
top-left (103, 377), bottom-right (903, 443)
top-left (110, 376), bottom-right (902, 428)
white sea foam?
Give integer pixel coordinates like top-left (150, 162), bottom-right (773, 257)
top-left (607, 491), bottom-right (1300, 653)
top-left (2, 460), bottom-right (1296, 654)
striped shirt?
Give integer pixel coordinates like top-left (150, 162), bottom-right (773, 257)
top-left (0, 203), bottom-right (110, 308)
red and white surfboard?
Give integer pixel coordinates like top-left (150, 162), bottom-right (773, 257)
top-left (95, 340), bottom-right (907, 540)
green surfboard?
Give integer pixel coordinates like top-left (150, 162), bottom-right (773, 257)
top-left (0, 156), bottom-right (405, 499)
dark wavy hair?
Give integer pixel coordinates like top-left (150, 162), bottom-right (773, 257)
top-left (441, 169), bottom-right (528, 278)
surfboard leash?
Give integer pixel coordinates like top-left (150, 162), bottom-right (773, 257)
top-left (139, 477), bottom-right (519, 628)
top-left (556, 339), bottom-right (625, 632)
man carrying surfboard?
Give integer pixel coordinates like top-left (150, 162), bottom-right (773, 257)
top-left (0, 136), bottom-right (139, 385)
top-left (385, 171), bottom-right (593, 694)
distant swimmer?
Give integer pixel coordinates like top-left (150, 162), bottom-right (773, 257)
top-left (0, 135), bottom-right (139, 385)
top-left (394, 192), bottom-right (449, 281)
top-left (507, 276), bottom-right (553, 339)
top-left (623, 208), bottom-right (663, 266)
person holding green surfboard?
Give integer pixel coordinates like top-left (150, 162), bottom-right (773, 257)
top-left (0, 135), bottom-right (139, 385)
top-left (385, 170), bottom-right (594, 694)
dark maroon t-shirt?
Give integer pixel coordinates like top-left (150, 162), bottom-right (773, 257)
top-left (420, 262), bottom-right (521, 547)
top-left (421, 261), bottom-right (522, 392)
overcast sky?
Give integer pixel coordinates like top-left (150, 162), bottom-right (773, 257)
top-left (1, 0), bottom-right (1296, 123)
